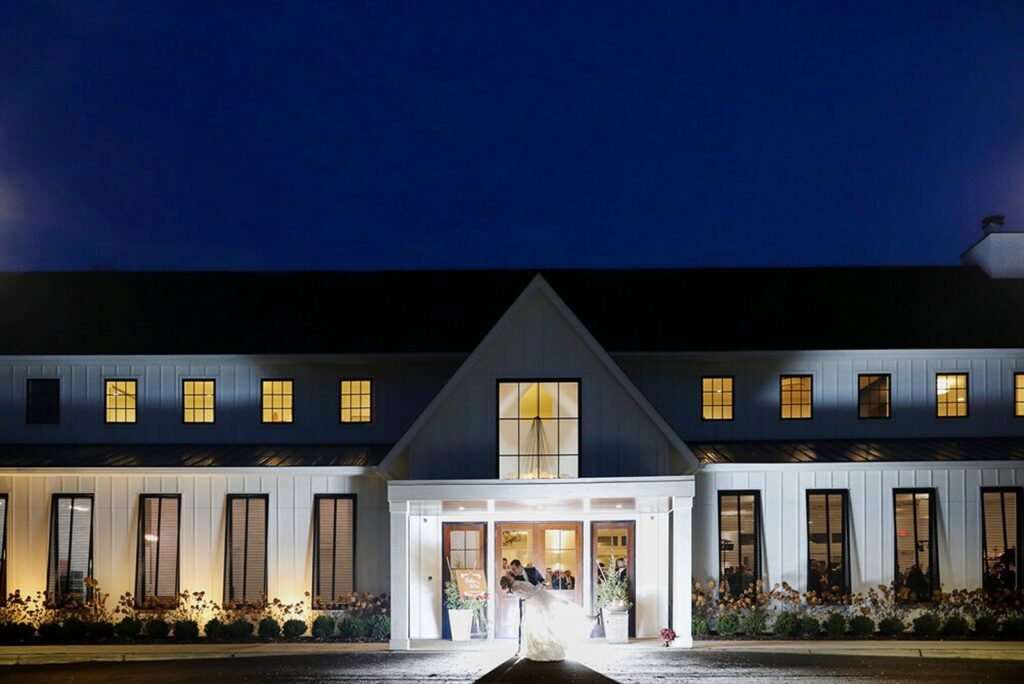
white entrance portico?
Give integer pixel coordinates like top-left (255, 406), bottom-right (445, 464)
top-left (388, 476), bottom-right (695, 650)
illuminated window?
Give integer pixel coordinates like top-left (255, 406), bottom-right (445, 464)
top-left (261, 379), bottom-right (293, 424)
top-left (0, 494), bottom-right (7, 599)
top-left (224, 494), bottom-right (268, 606)
top-left (780, 375), bottom-right (812, 420)
top-left (26, 378), bottom-right (60, 424)
top-left (936, 373), bottom-right (968, 418)
top-left (498, 380), bottom-right (579, 480)
top-left (340, 380), bottom-right (371, 423)
top-left (893, 489), bottom-right (937, 601)
top-left (806, 490), bottom-right (849, 596)
top-left (981, 488), bottom-right (1021, 593)
top-left (47, 494), bottom-right (94, 606)
top-left (183, 379), bottom-right (215, 423)
top-left (313, 494), bottom-right (356, 608)
top-left (1015, 373), bottom-right (1024, 417)
top-left (105, 380), bottom-right (137, 424)
top-left (701, 376), bottom-right (734, 421)
top-left (135, 494), bottom-right (181, 607)
top-left (858, 374), bottom-right (890, 419)
top-left (719, 491), bottom-right (761, 597)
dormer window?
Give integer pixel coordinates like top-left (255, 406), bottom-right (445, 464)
top-left (498, 380), bottom-right (579, 480)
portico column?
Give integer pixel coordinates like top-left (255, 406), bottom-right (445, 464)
top-left (671, 495), bottom-right (693, 647)
top-left (389, 500), bottom-right (411, 650)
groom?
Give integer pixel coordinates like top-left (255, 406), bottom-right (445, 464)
top-left (508, 559), bottom-right (542, 656)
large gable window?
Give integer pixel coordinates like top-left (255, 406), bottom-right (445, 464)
top-left (224, 494), bottom-right (268, 605)
top-left (47, 494), bottom-right (94, 605)
top-left (498, 380), bottom-right (579, 480)
top-left (136, 494), bottom-right (181, 607)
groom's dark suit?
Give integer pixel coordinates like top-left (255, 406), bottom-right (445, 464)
top-left (512, 565), bottom-right (543, 650)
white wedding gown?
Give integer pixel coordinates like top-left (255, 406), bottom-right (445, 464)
top-left (512, 580), bottom-right (593, 662)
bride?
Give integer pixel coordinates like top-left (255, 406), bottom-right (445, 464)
top-left (499, 574), bottom-right (595, 661)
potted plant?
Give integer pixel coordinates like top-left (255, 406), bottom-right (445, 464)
top-left (596, 558), bottom-right (632, 644)
top-left (444, 581), bottom-right (485, 642)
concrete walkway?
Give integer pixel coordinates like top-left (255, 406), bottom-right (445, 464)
top-left (0, 642), bottom-right (389, 666)
top-left (692, 639), bottom-right (1024, 661)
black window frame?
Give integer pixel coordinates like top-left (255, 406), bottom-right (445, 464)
top-left (339, 379), bottom-right (373, 424)
top-left (779, 374), bottom-right (813, 420)
top-left (935, 372), bottom-right (969, 419)
top-left (46, 493), bottom-right (95, 606)
top-left (857, 373), bottom-right (891, 420)
top-left (104, 378), bottom-right (139, 424)
top-left (182, 378), bottom-right (216, 425)
top-left (700, 375), bottom-right (735, 422)
top-left (805, 489), bottom-right (851, 596)
top-left (495, 378), bottom-right (582, 480)
top-left (135, 493), bottom-right (182, 608)
top-left (26, 378), bottom-right (61, 424)
top-left (717, 490), bottom-right (762, 596)
top-left (223, 493), bottom-right (269, 606)
top-left (1014, 373), bottom-right (1024, 418)
top-left (260, 378), bottom-right (295, 424)
top-left (980, 486), bottom-right (1022, 593)
top-left (311, 493), bottom-right (358, 608)
top-left (892, 488), bottom-right (939, 601)
top-left (0, 493), bottom-right (8, 602)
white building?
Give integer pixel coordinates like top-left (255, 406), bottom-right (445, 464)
top-left (0, 226), bottom-right (1022, 650)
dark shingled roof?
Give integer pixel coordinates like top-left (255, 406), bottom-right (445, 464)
top-left (691, 438), bottom-right (1024, 464)
top-left (0, 267), bottom-right (1022, 354)
top-left (0, 443), bottom-right (391, 468)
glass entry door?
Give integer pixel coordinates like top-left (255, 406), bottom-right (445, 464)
top-left (592, 521), bottom-right (636, 637)
top-left (442, 522), bottom-right (486, 639)
top-left (495, 522), bottom-right (583, 638)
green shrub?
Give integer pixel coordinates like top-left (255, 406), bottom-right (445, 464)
top-left (716, 612), bottom-right (740, 636)
top-left (145, 618), bottom-right (170, 639)
top-left (338, 616), bottom-right (367, 640)
top-left (283, 619), bottom-right (307, 639)
top-left (912, 612), bottom-right (941, 638)
top-left (974, 615), bottom-right (1000, 639)
top-left (5, 623), bottom-right (35, 643)
top-left (204, 618), bottom-right (226, 641)
top-left (798, 615), bottom-right (820, 637)
top-left (878, 616), bottom-right (906, 637)
top-left (62, 618), bottom-right (89, 642)
top-left (367, 615), bottom-right (390, 641)
top-left (1000, 617), bottom-right (1024, 640)
top-left (941, 615), bottom-right (970, 638)
top-left (773, 612), bottom-right (798, 637)
top-left (824, 613), bottom-right (846, 638)
top-left (174, 620), bottom-right (200, 641)
top-left (87, 621), bottom-right (115, 641)
top-left (38, 622), bottom-right (62, 642)
top-left (740, 611), bottom-right (767, 635)
top-left (311, 615), bottom-right (336, 639)
top-left (228, 619), bottom-right (254, 640)
top-left (849, 615), bottom-right (875, 637)
top-left (115, 618), bottom-right (142, 640)
top-left (258, 617), bottom-right (281, 639)
top-left (692, 616), bottom-right (710, 638)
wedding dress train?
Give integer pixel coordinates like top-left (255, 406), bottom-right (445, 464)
top-left (512, 580), bottom-right (593, 662)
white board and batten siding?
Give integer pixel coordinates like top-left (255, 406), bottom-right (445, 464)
top-left (693, 461), bottom-right (1024, 595)
top-left (0, 470), bottom-right (389, 602)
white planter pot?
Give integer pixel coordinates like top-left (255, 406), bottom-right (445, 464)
top-left (449, 609), bottom-right (473, 642)
top-left (604, 609), bottom-right (629, 644)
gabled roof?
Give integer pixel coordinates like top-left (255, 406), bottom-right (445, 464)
top-left (379, 274), bottom-right (699, 477)
top-left (692, 438), bottom-right (1024, 464)
top-left (1, 266), bottom-right (1023, 355)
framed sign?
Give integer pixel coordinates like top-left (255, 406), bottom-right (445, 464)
top-left (453, 568), bottom-right (487, 599)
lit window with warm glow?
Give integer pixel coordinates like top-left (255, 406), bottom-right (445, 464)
top-left (936, 373), bottom-right (968, 418)
top-left (183, 379), bottom-right (215, 423)
top-left (340, 379), bottom-right (371, 423)
top-left (858, 374), bottom-right (890, 419)
top-left (498, 380), bottom-right (579, 480)
top-left (1015, 373), bottom-right (1024, 417)
top-left (105, 379), bottom-right (137, 424)
top-left (261, 379), bottom-right (293, 423)
top-left (701, 376), bottom-right (733, 420)
top-left (780, 375), bottom-right (812, 420)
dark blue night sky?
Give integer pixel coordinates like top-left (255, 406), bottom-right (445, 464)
top-left (1, 1), bottom-right (1022, 270)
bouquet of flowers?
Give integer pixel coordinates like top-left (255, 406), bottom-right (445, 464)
top-left (660, 627), bottom-right (676, 646)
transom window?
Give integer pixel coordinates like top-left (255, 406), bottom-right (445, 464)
top-left (26, 378), bottom-right (60, 424)
top-left (719, 491), bottom-right (761, 597)
top-left (936, 373), bottom-right (968, 418)
top-left (105, 380), bottom-right (137, 424)
top-left (136, 494), bottom-right (181, 606)
top-left (858, 374), bottom-right (890, 419)
top-left (183, 379), bottom-right (215, 423)
top-left (261, 379), bottom-right (293, 424)
top-left (806, 490), bottom-right (850, 596)
top-left (701, 376), bottom-right (734, 421)
top-left (340, 380), bottom-right (372, 423)
top-left (1015, 373), bottom-right (1024, 417)
top-left (498, 380), bottom-right (579, 480)
top-left (893, 489), bottom-right (938, 601)
top-left (981, 488), bottom-right (1021, 593)
top-left (780, 375), bottom-right (812, 420)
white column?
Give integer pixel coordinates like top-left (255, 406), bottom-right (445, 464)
top-left (671, 495), bottom-right (693, 647)
top-left (485, 518), bottom-right (496, 641)
top-left (389, 500), bottom-right (411, 650)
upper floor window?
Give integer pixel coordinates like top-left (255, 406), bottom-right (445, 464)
top-left (47, 494), bottom-right (94, 605)
top-left (701, 376), bottom-right (734, 421)
top-left (136, 494), bottom-right (181, 606)
top-left (183, 380), bottom-right (215, 424)
top-left (312, 494), bottom-right (356, 607)
top-left (806, 490), bottom-right (850, 596)
top-left (858, 374), bottom-right (891, 419)
top-left (780, 375), bottom-right (812, 420)
top-left (936, 373), bottom-right (968, 418)
top-left (224, 494), bottom-right (268, 605)
top-left (340, 380), bottom-right (372, 423)
top-left (26, 378), bottom-right (60, 424)
top-left (1015, 373), bottom-right (1024, 417)
top-left (261, 379), bottom-right (293, 424)
top-left (498, 380), bottom-right (579, 480)
top-left (105, 380), bottom-right (137, 424)
top-left (981, 488), bottom-right (1021, 594)
top-left (719, 491), bottom-right (761, 597)
top-left (893, 489), bottom-right (937, 601)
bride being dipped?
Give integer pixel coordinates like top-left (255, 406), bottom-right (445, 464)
top-left (499, 573), bottom-right (595, 662)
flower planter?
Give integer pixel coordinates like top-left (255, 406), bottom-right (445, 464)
top-left (604, 610), bottom-right (629, 644)
top-left (448, 609), bottom-right (473, 642)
